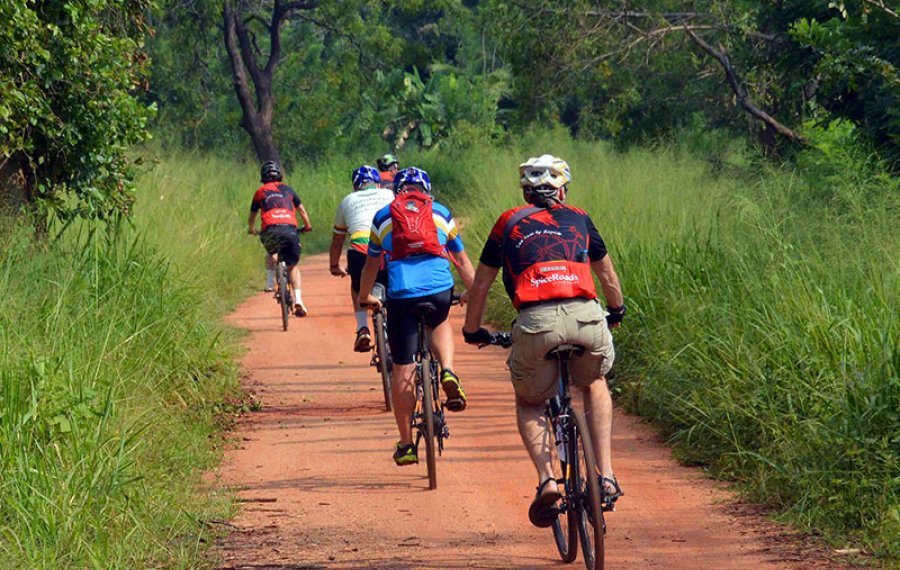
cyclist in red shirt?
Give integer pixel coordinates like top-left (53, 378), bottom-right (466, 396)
top-left (463, 154), bottom-right (626, 526)
top-left (376, 153), bottom-right (399, 188)
top-left (248, 161), bottom-right (312, 317)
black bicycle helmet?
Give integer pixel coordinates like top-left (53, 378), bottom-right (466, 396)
top-left (260, 160), bottom-right (283, 183)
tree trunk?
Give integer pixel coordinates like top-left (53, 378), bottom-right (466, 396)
top-left (0, 153), bottom-right (27, 216)
top-left (222, 1), bottom-right (280, 163)
top-left (221, 1), bottom-right (319, 163)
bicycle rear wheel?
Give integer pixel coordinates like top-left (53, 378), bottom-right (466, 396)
top-left (421, 353), bottom-right (438, 490)
top-left (551, 419), bottom-right (578, 563)
top-left (570, 409), bottom-right (604, 570)
top-left (373, 311), bottom-right (392, 411)
top-left (278, 262), bottom-right (289, 331)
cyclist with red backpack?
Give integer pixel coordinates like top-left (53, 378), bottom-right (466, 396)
top-left (462, 154), bottom-right (626, 525)
top-left (357, 167), bottom-right (476, 467)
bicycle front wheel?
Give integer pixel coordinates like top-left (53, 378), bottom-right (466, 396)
top-left (421, 353), bottom-right (438, 490)
top-left (570, 409), bottom-right (604, 570)
top-left (373, 311), bottom-right (392, 411)
top-left (278, 263), bottom-right (289, 331)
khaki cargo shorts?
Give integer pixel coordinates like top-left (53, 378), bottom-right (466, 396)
top-left (507, 298), bottom-right (615, 404)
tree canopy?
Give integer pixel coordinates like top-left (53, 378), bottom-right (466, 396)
top-left (0, 0), bottom-right (154, 226)
top-left (1, 0), bottom-right (898, 225)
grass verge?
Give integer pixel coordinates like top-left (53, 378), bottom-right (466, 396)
top-left (0, 151), bottom-right (340, 568)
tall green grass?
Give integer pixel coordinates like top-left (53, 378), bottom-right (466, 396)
top-left (0, 152), bottom-right (344, 568)
top-left (415, 129), bottom-right (899, 559)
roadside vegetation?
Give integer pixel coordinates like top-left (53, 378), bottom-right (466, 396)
top-left (0, 153), bottom-right (341, 568)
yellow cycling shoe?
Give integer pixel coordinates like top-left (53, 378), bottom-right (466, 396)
top-left (440, 369), bottom-right (467, 412)
top-left (392, 442), bottom-right (418, 466)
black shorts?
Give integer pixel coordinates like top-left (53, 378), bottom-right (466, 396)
top-left (347, 249), bottom-right (388, 293)
top-left (260, 225), bottom-right (301, 266)
top-left (386, 287), bottom-right (453, 365)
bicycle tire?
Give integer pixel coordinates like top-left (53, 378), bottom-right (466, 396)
top-left (551, 420), bottom-right (578, 563)
top-left (571, 409), bottom-right (604, 570)
top-left (421, 352), bottom-right (438, 490)
top-left (430, 357), bottom-right (445, 454)
top-left (373, 311), bottom-right (392, 411)
top-left (278, 262), bottom-right (289, 332)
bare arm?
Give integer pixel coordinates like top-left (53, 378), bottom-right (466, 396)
top-left (454, 250), bottom-right (476, 290)
top-left (297, 205), bottom-right (311, 230)
top-left (357, 254), bottom-right (383, 307)
top-left (591, 255), bottom-right (624, 308)
top-left (329, 233), bottom-right (347, 276)
top-left (463, 263), bottom-right (500, 333)
top-left (247, 211), bottom-right (258, 234)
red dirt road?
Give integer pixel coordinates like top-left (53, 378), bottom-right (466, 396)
top-left (212, 254), bottom-right (830, 569)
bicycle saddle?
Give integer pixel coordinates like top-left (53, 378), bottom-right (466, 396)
top-left (412, 302), bottom-right (438, 319)
top-left (545, 344), bottom-right (586, 360)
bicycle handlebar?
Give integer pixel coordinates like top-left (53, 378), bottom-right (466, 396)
top-left (488, 331), bottom-right (512, 348)
top-left (463, 327), bottom-right (512, 349)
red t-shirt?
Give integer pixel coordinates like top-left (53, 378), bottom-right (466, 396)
top-left (479, 203), bottom-right (607, 309)
top-left (250, 182), bottom-right (301, 230)
top-left (379, 171), bottom-right (395, 186)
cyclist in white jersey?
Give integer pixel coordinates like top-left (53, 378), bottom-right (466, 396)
top-left (330, 165), bottom-right (396, 351)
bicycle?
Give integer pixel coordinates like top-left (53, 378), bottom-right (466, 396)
top-left (268, 226), bottom-right (309, 332)
top-left (369, 283), bottom-right (392, 411)
top-left (411, 295), bottom-right (497, 489)
top-left (542, 344), bottom-right (605, 570)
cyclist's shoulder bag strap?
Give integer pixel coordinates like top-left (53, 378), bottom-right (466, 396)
top-left (501, 206), bottom-right (542, 249)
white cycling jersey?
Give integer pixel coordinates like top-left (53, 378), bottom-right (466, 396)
top-left (333, 186), bottom-right (395, 253)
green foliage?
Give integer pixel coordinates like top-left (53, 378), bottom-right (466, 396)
top-left (487, 0), bottom-right (899, 162)
top-left (0, 0), bottom-right (155, 222)
top-left (148, 0), bottom-right (507, 160)
top-left (790, 4), bottom-right (900, 161)
top-left (374, 65), bottom-right (509, 149)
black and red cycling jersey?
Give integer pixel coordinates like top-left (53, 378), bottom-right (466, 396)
top-left (379, 171), bottom-right (395, 186)
top-left (479, 203), bottom-right (607, 309)
top-left (251, 182), bottom-right (302, 230)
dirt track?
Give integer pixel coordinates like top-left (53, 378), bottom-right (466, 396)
top-left (212, 253), bottom-right (834, 570)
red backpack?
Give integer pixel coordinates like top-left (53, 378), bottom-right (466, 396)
top-left (389, 190), bottom-right (445, 260)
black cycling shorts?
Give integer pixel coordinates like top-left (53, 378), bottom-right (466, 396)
top-left (386, 287), bottom-right (453, 365)
top-left (347, 249), bottom-right (388, 293)
top-left (260, 225), bottom-right (301, 266)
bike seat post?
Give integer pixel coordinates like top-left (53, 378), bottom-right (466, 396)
top-left (412, 303), bottom-right (438, 361)
top-left (544, 344), bottom-right (585, 408)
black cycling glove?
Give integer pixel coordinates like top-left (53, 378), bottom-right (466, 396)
top-left (606, 304), bottom-right (626, 327)
top-left (463, 327), bottom-right (494, 345)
